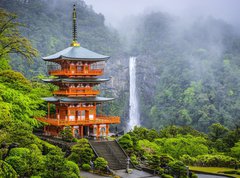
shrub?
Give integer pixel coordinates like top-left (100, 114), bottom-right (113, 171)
top-left (94, 157), bottom-right (108, 171)
top-left (41, 141), bottom-right (56, 155)
top-left (168, 161), bottom-right (187, 177)
top-left (60, 126), bottom-right (74, 142)
top-left (82, 163), bottom-right (91, 171)
top-left (118, 134), bottom-right (134, 152)
top-left (180, 154), bottom-right (196, 165)
top-left (0, 160), bottom-right (17, 178)
top-left (162, 174), bottom-right (173, 178)
top-left (66, 161), bottom-right (80, 178)
top-left (130, 154), bottom-right (139, 165)
top-left (5, 156), bottom-right (28, 177)
top-left (68, 139), bottom-right (94, 166)
top-left (194, 154), bottom-right (237, 167)
top-left (9, 147), bottom-right (30, 158)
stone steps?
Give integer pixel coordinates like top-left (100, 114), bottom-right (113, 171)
top-left (89, 140), bottom-right (133, 170)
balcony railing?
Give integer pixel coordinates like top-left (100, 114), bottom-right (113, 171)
top-left (37, 116), bottom-right (120, 126)
top-left (49, 69), bottom-right (103, 76)
top-left (53, 88), bottom-right (100, 96)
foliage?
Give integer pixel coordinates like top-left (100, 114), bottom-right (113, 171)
top-left (5, 156), bottom-right (29, 177)
top-left (231, 141), bottom-right (240, 159)
top-left (94, 157), bottom-right (108, 171)
top-left (82, 163), bottom-right (91, 171)
top-left (168, 161), bottom-right (187, 177)
top-left (191, 154), bottom-right (237, 168)
top-left (66, 161), bottom-right (81, 178)
top-left (0, 160), bottom-right (17, 178)
top-left (118, 134), bottom-right (134, 153)
top-left (60, 126), bottom-right (74, 142)
top-left (0, 8), bottom-right (38, 62)
top-left (154, 135), bottom-right (209, 159)
top-left (42, 148), bottom-right (80, 178)
top-left (68, 138), bottom-right (94, 166)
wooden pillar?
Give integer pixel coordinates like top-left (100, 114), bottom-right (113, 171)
top-left (67, 108), bottom-right (70, 123)
top-left (81, 125), bottom-right (84, 138)
top-left (96, 125), bottom-right (100, 139)
top-left (48, 102), bottom-right (50, 119)
top-left (106, 124), bottom-right (109, 137)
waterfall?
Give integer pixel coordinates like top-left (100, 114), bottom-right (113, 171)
top-left (127, 56), bottom-right (140, 131)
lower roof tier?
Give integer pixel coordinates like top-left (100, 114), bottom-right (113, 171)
top-left (42, 78), bottom-right (110, 84)
top-left (43, 96), bottom-right (114, 103)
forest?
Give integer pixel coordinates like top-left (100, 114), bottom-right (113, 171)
top-left (1, 0), bottom-right (240, 177)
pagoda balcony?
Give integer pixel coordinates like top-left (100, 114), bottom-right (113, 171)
top-left (37, 116), bottom-right (120, 126)
top-left (49, 69), bottom-right (103, 76)
top-left (53, 88), bottom-right (100, 96)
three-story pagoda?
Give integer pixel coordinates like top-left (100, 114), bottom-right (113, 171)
top-left (37, 5), bottom-right (120, 138)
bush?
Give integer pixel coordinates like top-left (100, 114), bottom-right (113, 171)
top-left (41, 141), bottom-right (56, 155)
top-left (192, 173), bottom-right (198, 178)
top-left (68, 139), bottom-right (94, 166)
top-left (60, 126), bottom-right (74, 142)
top-left (194, 154), bottom-right (237, 167)
top-left (82, 163), bottom-right (91, 171)
top-left (130, 154), bottom-right (139, 165)
top-left (66, 161), bottom-right (80, 178)
top-left (94, 157), bottom-right (108, 171)
top-left (0, 160), bottom-right (17, 178)
top-left (5, 156), bottom-right (28, 177)
top-left (168, 161), bottom-right (187, 177)
top-left (9, 147), bottom-right (30, 158)
top-left (118, 134), bottom-right (134, 152)
top-left (162, 174), bottom-right (173, 178)
top-left (180, 154), bottom-right (196, 165)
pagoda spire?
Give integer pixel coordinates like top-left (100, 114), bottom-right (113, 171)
top-left (71, 4), bottom-right (80, 47)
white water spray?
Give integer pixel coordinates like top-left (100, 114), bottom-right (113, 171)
top-left (127, 56), bottom-right (140, 131)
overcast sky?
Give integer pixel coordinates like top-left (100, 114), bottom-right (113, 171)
top-left (84, 0), bottom-right (240, 28)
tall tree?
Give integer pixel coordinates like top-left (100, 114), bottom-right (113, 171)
top-left (0, 8), bottom-right (38, 62)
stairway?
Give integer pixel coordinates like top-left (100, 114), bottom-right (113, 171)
top-left (89, 140), bottom-right (133, 170)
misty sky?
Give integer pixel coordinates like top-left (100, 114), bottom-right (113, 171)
top-left (84, 0), bottom-right (240, 27)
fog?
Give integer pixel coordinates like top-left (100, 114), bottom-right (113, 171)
top-left (84, 0), bottom-right (240, 28)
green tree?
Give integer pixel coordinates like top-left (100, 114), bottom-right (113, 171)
top-left (0, 8), bottom-right (38, 62)
top-left (0, 160), bottom-right (17, 178)
top-left (68, 139), bottom-right (94, 166)
top-left (94, 157), bottom-right (108, 172)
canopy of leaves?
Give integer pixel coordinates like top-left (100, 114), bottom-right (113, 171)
top-left (0, 8), bottom-right (38, 62)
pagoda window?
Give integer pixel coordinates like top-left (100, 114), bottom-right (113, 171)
top-left (81, 110), bottom-right (85, 119)
top-left (69, 110), bottom-right (75, 121)
top-left (89, 109), bottom-right (94, 120)
top-left (47, 62), bottom-right (61, 71)
top-left (90, 61), bottom-right (105, 70)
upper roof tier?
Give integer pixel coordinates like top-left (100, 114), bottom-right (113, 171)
top-left (43, 46), bottom-right (110, 62)
top-left (42, 78), bottom-right (110, 84)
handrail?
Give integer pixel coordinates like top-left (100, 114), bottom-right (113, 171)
top-left (49, 69), bottom-right (103, 76)
top-left (115, 139), bottom-right (139, 170)
top-left (37, 116), bottom-right (120, 126)
top-left (88, 141), bottom-right (99, 157)
top-left (105, 142), bottom-right (123, 166)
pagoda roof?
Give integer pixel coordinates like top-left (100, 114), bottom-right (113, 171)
top-left (43, 96), bottom-right (114, 103)
top-left (42, 78), bottom-right (110, 84)
top-left (43, 46), bottom-right (110, 61)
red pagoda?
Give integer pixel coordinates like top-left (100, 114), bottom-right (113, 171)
top-left (37, 5), bottom-right (120, 138)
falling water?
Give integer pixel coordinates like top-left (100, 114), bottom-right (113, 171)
top-left (127, 56), bottom-right (140, 131)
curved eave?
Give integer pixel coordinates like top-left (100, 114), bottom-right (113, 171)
top-left (42, 46), bottom-right (110, 62)
top-left (42, 96), bottom-right (114, 103)
top-left (43, 56), bottom-right (109, 62)
top-left (42, 78), bottom-right (110, 83)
